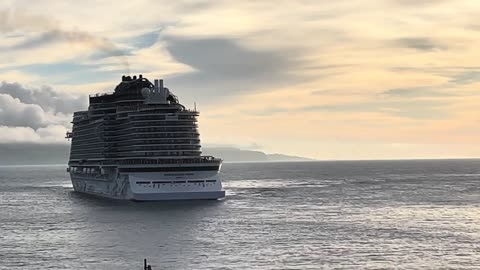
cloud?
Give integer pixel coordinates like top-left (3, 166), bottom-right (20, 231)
top-left (392, 0), bottom-right (447, 6)
top-left (245, 96), bottom-right (451, 119)
top-left (0, 125), bottom-right (67, 144)
top-left (299, 99), bottom-right (450, 119)
top-left (164, 37), bottom-right (303, 99)
top-left (128, 29), bottom-right (163, 49)
top-left (449, 71), bottom-right (480, 85)
top-left (382, 87), bottom-right (455, 97)
top-left (0, 8), bottom-right (129, 72)
top-left (248, 107), bottom-right (291, 116)
top-left (0, 94), bottom-right (48, 128)
top-left (0, 81), bottom-right (87, 113)
top-left (392, 37), bottom-right (446, 51)
top-left (174, 1), bottom-right (214, 13)
top-left (0, 8), bottom-right (57, 32)
top-left (311, 89), bottom-right (364, 96)
top-left (203, 142), bottom-right (264, 151)
top-left (19, 62), bottom-right (122, 84)
top-left (0, 82), bottom-right (80, 141)
top-left (166, 37), bottom-right (295, 78)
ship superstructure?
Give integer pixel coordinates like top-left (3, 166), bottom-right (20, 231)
top-left (66, 75), bottom-right (225, 200)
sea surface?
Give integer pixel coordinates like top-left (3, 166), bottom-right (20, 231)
top-left (1, 160), bottom-right (480, 269)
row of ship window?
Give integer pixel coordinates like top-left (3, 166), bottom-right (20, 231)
top-left (72, 136), bottom-right (199, 144)
top-left (90, 108), bottom-right (192, 115)
top-left (77, 112), bottom-right (198, 120)
top-left (119, 140), bottom-right (200, 144)
top-left (105, 127), bottom-right (198, 134)
top-left (73, 126), bottom-right (198, 134)
top-left (85, 141), bottom-right (199, 146)
top-left (135, 152), bottom-right (200, 157)
top-left (73, 132), bottom-right (199, 140)
top-left (109, 123), bottom-right (197, 129)
top-left (70, 167), bottom-right (101, 173)
top-left (73, 117), bottom-right (197, 126)
top-left (109, 119), bottom-right (196, 124)
top-left (71, 146), bottom-right (201, 154)
top-left (116, 145), bottom-right (200, 151)
top-left (73, 140), bottom-right (200, 146)
top-left (71, 150), bottom-right (201, 155)
top-left (130, 115), bottom-right (196, 120)
top-left (70, 153), bottom-right (202, 159)
top-left (136, 180), bottom-right (217, 187)
top-left (115, 152), bottom-right (200, 157)
top-left (136, 180), bottom-right (216, 184)
top-left (106, 133), bottom-right (200, 139)
top-left (69, 157), bottom-right (218, 165)
top-left (118, 158), bottom-right (218, 164)
top-left (89, 102), bottom-right (182, 109)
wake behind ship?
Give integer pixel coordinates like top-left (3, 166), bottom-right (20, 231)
top-left (65, 75), bottom-right (225, 200)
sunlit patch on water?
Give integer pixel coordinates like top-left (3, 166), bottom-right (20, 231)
top-left (224, 178), bottom-right (333, 189)
top-left (225, 178), bottom-right (295, 189)
top-left (38, 181), bottom-right (73, 188)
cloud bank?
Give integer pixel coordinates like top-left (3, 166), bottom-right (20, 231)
top-left (0, 82), bottom-right (85, 143)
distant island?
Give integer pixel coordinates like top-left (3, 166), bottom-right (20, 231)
top-left (0, 144), bottom-right (314, 165)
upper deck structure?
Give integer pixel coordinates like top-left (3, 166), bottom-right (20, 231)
top-left (66, 75), bottom-right (225, 200)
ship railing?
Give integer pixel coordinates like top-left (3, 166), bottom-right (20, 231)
top-left (102, 156), bottom-right (221, 166)
top-left (69, 157), bottom-right (221, 166)
top-left (182, 109), bottom-right (200, 115)
top-left (89, 92), bottom-right (114, 98)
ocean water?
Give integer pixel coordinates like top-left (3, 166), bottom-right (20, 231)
top-left (1, 160), bottom-right (480, 269)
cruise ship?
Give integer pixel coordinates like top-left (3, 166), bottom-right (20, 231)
top-left (66, 75), bottom-right (225, 200)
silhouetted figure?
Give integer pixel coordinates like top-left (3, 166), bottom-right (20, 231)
top-left (144, 258), bottom-right (152, 270)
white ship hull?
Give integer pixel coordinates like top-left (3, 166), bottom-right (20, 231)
top-left (69, 167), bottom-right (225, 201)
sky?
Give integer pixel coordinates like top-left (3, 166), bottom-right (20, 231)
top-left (0, 0), bottom-right (479, 160)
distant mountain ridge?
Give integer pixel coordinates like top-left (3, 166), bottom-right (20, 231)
top-left (267, 153), bottom-right (316, 162)
top-left (202, 147), bottom-right (314, 162)
top-left (0, 144), bottom-right (314, 165)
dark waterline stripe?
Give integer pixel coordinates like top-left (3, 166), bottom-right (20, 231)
top-left (119, 166), bottom-right (219, 172)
